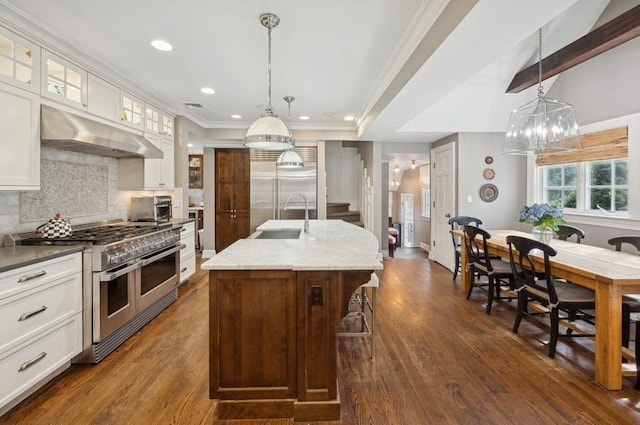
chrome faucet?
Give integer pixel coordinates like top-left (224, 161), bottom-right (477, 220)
top-left (284, 193), bottom-right (309, 233)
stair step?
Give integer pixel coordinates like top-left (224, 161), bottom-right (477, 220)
top-left (327, 202), bottom-right (350, 214)
top-left (328, 211), bottom-right (361, 222)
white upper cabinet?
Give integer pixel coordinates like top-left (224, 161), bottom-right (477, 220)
top-left (0, 26), bottom-right (40, 93)
top-left (120, 91), bottom-right (144, 130)
top-left (145, 104), bottom-right (161, 135)
top-left (142, 134), bottom-right (174, 189)
top-left (0, 83), bottom-right (40, 190)
top-left (161, 112), bottom-right (174, 140)
top-left (41, 50), bottom-right (87, 109)
top-left (87, 73), bottom-right (119, 121)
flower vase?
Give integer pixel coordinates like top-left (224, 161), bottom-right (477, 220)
top-left (532, 226), bottom-right (554, 244)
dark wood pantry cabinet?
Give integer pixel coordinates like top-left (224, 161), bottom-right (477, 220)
top-left (215, 148), bottom-right (250, 252)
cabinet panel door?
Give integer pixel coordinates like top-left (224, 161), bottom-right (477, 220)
top-left (0, 84), bottom-right (39, 189)
top-left (215, 213), bottom-right (234, 252)
top-left (161, 139), bottom-right (174, 188)
top-left (87, 73), bottom-right (119, 121)
top-left (41, 50), bottom-right (87, 109)
top-left (216, 150), bottom-right (234, 182)
top-left (0, 27), bottom-right (40, 93)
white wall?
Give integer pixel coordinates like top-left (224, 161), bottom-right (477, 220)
top-left (456, 132), bottom-right (527, 229)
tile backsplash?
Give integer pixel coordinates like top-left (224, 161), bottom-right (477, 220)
top-left (0, 148), bottom-right (127, 241)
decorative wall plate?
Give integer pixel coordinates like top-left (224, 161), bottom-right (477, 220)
top-left (479, 183), bottom-right (498, 202)
top-left (484, 156), bottom-right (494, 164)
top-left (483, 168), bottom-right (495, 180)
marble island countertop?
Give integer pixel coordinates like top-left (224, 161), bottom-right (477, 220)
top-left (201, 220), bottom-right (383, 271)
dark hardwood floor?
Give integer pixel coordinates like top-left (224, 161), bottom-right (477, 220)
top-left (3, 252), bottom-right (640, 424)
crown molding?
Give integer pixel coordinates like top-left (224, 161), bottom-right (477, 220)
top-left (356, 0), bottom-right (450, 126)
top-left (0, 1), bottom-right (177, 114)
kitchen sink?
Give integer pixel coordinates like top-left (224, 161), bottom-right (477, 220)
top-left (255, 229), bottom-right (301, 239)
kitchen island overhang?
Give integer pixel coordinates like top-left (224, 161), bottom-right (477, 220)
top-left (202, 220), bottom-right (383, 421)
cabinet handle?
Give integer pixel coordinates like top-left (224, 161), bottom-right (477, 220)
top-left (18, 352), bottom-right (47, 372)
top-left (18, 305), bottom-right (48, 322)
top-left (18, 271), bottom-right (47, 283)
top-left (182, 227), bottom-right (187, 232)
top-left (181, 267), bottom-right (187, 273)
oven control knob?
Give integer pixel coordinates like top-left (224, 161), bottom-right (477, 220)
top-left (108, 253), bottom-right (118, 265)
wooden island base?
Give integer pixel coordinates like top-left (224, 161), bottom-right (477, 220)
top-left (209, 269), bottom-right (372, 421)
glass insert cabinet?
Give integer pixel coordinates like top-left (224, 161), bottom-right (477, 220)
top-left (189, 154), bottom-right (203, 189)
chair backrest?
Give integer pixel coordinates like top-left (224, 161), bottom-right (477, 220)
top-left (607, 236), bottom-right (640, 254)
top-left (555, 224), bottom-right (586, 243)
top-left (463, 225), bottom-right (494, 273)
top-left (449, 216), bottom-right (483, 250)
top-left (506, 235), bottom-right (559, 305)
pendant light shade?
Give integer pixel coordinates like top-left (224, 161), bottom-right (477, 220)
top-left (504, 28), bottom-right (582, 155)
top-left (276, 95), bottom-right (304, 168)
top-left (245, 13), bottom-right (294, 151)
top-left (276, 150), bottom-right (304, 168)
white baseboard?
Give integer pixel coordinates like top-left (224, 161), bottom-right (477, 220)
top-left (420, 242), bottom-right (430, 252)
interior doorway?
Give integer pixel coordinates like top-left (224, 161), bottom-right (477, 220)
top-left (400, 193), bottom-right (414, 247)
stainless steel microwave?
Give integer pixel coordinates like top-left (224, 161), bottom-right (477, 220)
top-left (130, 196), bottom-right (172, 222)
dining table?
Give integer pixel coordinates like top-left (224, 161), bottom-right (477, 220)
top-left (453, 228), bottom-right (640, 390)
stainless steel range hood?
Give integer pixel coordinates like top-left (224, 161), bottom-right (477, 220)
top-left (40, 105), bottom-right (163, 159)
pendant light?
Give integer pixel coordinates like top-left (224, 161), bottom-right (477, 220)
top-left (245, 13), bottom-right (294, 151)
top-left (277, 96), bottom-right (304, 168)
top-left (503, 28), bottom-right (582, 155)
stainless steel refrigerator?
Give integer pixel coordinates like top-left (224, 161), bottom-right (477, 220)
top-left (250, 147), bottom-right (317, 232)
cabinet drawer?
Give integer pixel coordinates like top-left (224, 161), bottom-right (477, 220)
top-left (179, 251), bottom-right (196, 284)
top-left (0, 272), bottom-right (82, 353)
top-left (0, 316), bottom-right (82, 410)
top-left (181, 233), bottom-right (195, 256)
top-left (0, 253), bottom-right (81, 300)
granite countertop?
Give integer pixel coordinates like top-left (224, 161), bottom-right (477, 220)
top-left (0, 245), bottom-right (84, 274)
top-left (201, 220), bottom-right (383, 271)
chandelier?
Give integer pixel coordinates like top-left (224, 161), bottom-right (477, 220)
top-left (503, 28), bottom-right (582, 155)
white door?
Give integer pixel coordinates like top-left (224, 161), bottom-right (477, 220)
top-left (400, 193), bottom-right (414, 247)
top-left (430, 142), bottom-right (456, 270)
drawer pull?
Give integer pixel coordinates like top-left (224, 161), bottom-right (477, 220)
top-left (182, 227), bottom-right (187, 232)
top-left (181, 267), bottom-right (187, 273)
top-left (18, 352), bottom-right (47, 372)
top-left (18, 270), bottom-right (47, 283)
top-left (18, 305), bottom-right (48, 322)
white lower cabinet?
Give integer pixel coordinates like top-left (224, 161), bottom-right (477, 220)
top-left (0, 252), bottom-right (82, 415)
top-left (179, 222), bottom-right (196, 284)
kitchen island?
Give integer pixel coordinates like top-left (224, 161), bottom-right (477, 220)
top-left (201, 219), bottom-right (382, 421)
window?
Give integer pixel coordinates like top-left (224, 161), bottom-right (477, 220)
top-left (586, 159), bottom-right (628, 213)
top-left (421, 187), bottom-right (430, 218)
top-left (537, 125), bottom-right (629, 217)
top-left (540, 158), bottom-right (628, 215)
top-left (543, 164), bottom-right (577, 209)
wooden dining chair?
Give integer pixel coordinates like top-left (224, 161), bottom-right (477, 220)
top-left (507, 235), bottom-right (596, 359)
top-left (463, 225), bottom-right (514, 314)
top-left (555, 224), bottom-right (586, 243)
top-left (608, 235), bottom-right (640, 348)
top-left (448, 216), bottom-right (483, 280)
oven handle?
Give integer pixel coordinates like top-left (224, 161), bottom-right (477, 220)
top-left (99, 262), bottom-right (141, 281)
top-left (141, 244), bottom-right (186, 266)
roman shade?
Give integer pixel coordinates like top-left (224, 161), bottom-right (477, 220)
top-left (536, 126), bottom-right (628, 166)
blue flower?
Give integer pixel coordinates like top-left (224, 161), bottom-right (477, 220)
top-left (519, 203), bottom-right (565, 231)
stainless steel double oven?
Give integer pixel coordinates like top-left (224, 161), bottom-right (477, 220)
top-left (95, 238), bottom-right (182, 342)
top-left (8, 220), bottom-right (184, 363)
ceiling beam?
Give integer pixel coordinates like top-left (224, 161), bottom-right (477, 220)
top-left (506, 4), bottom-right (640, 93)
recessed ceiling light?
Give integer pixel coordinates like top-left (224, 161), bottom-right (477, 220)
top-left (151, 39), bottom-right (173, 51)
top-left (187, 143), bottom-right (194, 147)
top-left (344, 115), bottom-right (355, 121)
top-left (231, 114), bottom-right (242, 119)
top-left (299, 116), bottom-right (309, 120)
top-left (201, 87), bottom-right (215, 95)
